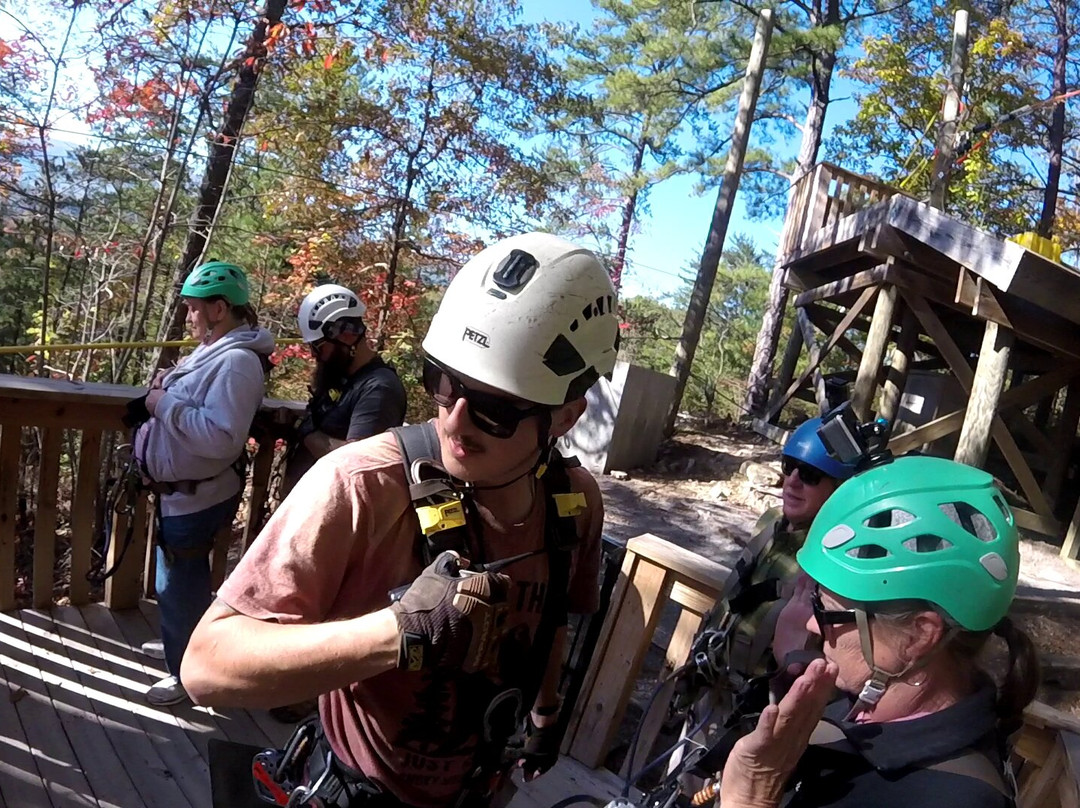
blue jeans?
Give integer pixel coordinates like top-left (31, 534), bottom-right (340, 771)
top-left (155, 494), bottom-right (240, 678)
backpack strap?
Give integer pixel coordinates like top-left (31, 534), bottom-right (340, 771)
top-left (390, 422), bottom-right (470, 564)
top-left (807, 721), bottom-right (1012, 799)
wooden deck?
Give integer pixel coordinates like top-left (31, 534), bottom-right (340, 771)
top-left (0, 600), bottom-right (625, 808)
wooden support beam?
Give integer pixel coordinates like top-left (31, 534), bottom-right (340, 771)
top-left (796, 309), bottom-right (829, 413)
top-left (880, 305), bottom-right (919, 428)
top-left (793, 264), bottom-right (890, 307)
top-left (901, 290), bottom-right (1054, 520)
top-left (766, 287), bottom-right (878, 421)
top-left (955, 321), bottom-right (1014, 468)
top-left (767, 324), bottom-right (804, 418)
top-left (853, 283), bottom-right (898, 421)
top-left (1047, 380), bottom-right (1080, 505)
top-left (888, 359), bottom-right (1080, 456)
top-left (803, 304), bottom-right (864, 362)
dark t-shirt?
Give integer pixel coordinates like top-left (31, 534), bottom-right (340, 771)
top-left (286, 357), bottom-right (407, 485)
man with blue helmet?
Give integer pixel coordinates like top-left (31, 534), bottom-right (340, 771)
top-left (670, 413), bottom-right (856, 779)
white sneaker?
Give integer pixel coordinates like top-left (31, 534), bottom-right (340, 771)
top-left (140, 639), bottom-right (166, 660)
top-left (146, 675), bottom-right (188, 706)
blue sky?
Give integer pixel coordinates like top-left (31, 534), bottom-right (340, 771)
top-left (519, 0), bottom-right (774, 300)
top-left (519, 0), bottom-right (857, 301)
top-left (1, 0), bottom-right (855, 302)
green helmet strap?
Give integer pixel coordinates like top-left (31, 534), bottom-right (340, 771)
top-left (846, 606), bottom-right (959, 720)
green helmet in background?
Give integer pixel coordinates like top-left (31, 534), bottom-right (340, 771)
top-left (181, 261), bottom-right (250, 306)
top-left (798, 455), bottom-right (1019, 632)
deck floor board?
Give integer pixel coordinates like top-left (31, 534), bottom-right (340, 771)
top-left (0, 601), bottom-right (626, 808)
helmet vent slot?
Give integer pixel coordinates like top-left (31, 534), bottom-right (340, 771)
top-left (939, 502), bottom-right (997, 541)
top-left (863, 508), bottom-right (915, 528)
top-left (847, 544), bottom-right (890, 559)
top-left (902, 535), bottom-right (953, 553)
top-left (992, 494), bottom-right (1013, 524)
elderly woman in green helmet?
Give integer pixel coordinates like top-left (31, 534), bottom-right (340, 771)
top-left (133, 261), bottom-right (275, 706)
top-left (715, 454), bottom-right (1039, 808)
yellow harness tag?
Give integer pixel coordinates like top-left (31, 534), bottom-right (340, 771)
top-left (554, 492), bottom-right (587, 518)
top-left (416, 500), bottom-right (467, 536)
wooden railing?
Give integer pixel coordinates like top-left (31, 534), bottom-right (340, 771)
top-left (779, 162), bottom-right (905, 261)
top-left (565, 532), bottom-right (1080, 808)
top-left (0, 374), bottom-right (302, 611)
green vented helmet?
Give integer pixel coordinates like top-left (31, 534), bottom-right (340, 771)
top-left (798, 455), bottom-right (1019, 632)
top-left (181, 261), bottom-right (250, 306)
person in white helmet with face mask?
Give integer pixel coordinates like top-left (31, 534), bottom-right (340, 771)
top-left (181, 233), bottom-right (620, 808)
top-left (282, 284), bottom-right (408, 494)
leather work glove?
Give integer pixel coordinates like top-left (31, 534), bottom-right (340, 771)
top-left (390, 551), bottom-right (511, 674)
top-left (519, 715), bottom-right (563, 780)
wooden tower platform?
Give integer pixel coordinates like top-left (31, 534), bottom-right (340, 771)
top-left (757, 163), bottom-right (1080, 558)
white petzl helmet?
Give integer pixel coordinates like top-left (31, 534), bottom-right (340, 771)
top-left (422, 232), bottom-right (619, 406)
top-left (297, 284), bottom-right (366, 343)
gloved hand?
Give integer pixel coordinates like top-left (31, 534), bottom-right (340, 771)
top-left (390, 551), bottom-right (511, 674)
top-left (122, 394), bottom-right (151, 428)
top-left (519, 714), bottom-right (563, 780)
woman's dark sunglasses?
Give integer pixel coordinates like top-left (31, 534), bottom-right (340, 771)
top-left (811, 585), bottom-right (859, 636)
top-left (422, 358), bottom-right (550, 439)
top-left (781, 457), bottom-right (827, 486)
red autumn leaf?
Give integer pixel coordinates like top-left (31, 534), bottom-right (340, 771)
top-left (323, 51), bottom-right (335, 70)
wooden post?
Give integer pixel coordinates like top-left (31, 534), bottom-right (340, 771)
top-left (666, 10), bottom-right (774, 436)
top-left (766, 322), bottom-right (804, 418)
top-left (33, 428), bottom-right (63, 609)
top-left (954, 321), bottom-right (1014, 467)
top-left (852, 284), bottom-right (898, 421)
top-left (879, 305), bottom-right (919, 428)
top-left (0, 425), bottom-right (20, 611)
top-left (68, 430), bottom-right (103, 606)
top-left (105, 492), bottom-right (150, 610)
top-left (795, 308), bottom-right (829, 413)
top-left (929, 10), bottom-right (969, 210)
top-left (1046, 379), bottom-right (1080, 505)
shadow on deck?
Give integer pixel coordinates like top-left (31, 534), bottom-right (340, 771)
top-left (0, 601), bottom-right (625, 808)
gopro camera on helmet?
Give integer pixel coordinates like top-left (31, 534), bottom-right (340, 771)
top-left (817, 402), bottom-right (892, 472)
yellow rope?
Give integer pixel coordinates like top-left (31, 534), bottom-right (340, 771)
top-left (0, 337), bottom-right (305, 355)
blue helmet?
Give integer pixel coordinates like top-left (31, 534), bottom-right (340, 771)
top-left (782, 417), bottom-right (857, 481)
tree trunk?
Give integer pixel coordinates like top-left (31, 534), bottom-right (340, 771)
top-left (666, 11), bottom-right (773, 436)
top-left (1038, 0), bottom-right (1067, 237)
top-left (156, 0), bottom-right (288, 370)
top-left (610, 136), bottom-right (647, 291)
top-left (744, 28), bottom-right (837, 418)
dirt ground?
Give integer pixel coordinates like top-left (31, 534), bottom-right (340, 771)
top-left (597, 419), bottom-right (1080, 717)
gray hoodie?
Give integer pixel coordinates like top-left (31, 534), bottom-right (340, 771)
top-left (135, 325), bottom-right (276, 517)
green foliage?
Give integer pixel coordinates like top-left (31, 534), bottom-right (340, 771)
top-left (828, 6), bottom-right (1047, 236)
top-left (620, 235), bottom-right (775, 420)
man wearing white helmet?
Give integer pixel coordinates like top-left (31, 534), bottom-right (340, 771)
top-left (283, 284), bottom-right (408, 493)
top-left (182, 233), bottom-right (620, 808)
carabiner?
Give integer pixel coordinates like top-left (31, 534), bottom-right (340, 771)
top-left (285, 750), bottom-right (334, 807)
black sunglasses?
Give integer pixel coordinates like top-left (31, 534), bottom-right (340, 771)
top-left (422, 357), bottom-right (550, 439)
top-left (781, 457), bottom-right (828, 486)
top-left (811, 585), bottom-right (859, 636)
top-left (309, 319), bottom-right (366, 353)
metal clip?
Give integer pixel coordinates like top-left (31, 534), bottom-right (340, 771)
top-left (285, 750), bottom-right (334, 807)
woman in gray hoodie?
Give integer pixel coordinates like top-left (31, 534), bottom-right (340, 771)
top-left (134, 261), bottom-right (275, 706)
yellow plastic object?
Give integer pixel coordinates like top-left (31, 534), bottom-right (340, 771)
top-left (554, 492), bottom-right (588, 518)
top-left (416, 500), bottom-right (467, 536)
top-left (1009, 231), bottom-right (1063, 263)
